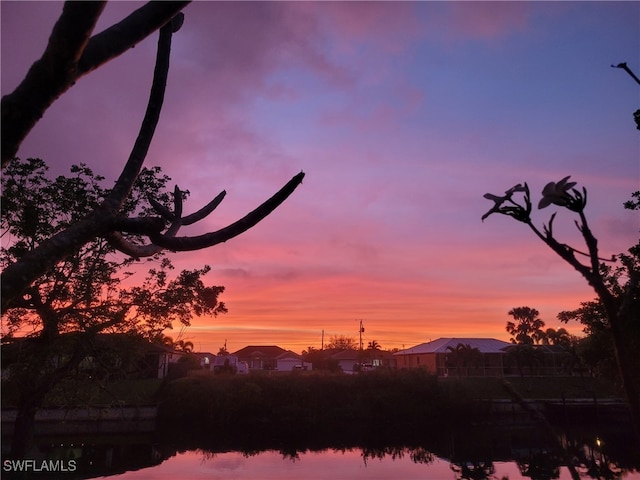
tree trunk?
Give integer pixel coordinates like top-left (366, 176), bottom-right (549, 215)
top-left (10, 393), bottom-right (42, 459)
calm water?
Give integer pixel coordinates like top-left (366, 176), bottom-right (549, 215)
top-left (99, 448), bottom-right (640, 480)
top-left (3, 413), bottom-right (639, 479)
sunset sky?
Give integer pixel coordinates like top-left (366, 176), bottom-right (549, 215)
top-left (2, 2), bottom-right (639, 354)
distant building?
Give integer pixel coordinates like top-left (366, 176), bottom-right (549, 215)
top-left (331, 350), bottom-right (361, 373)
top-left (232, 345), bottom-right (311, 372)
top-left (328, 349), bottom-right (394, 373)
top-left (502, 344), bottom-right (577, 377)
top-left (276, 350), bottom-right (311, 372)
top-left (193, 352), bottom-right (216, 370)
top-left (211, 355), bottom-right (248, 374)
top-left (394, 338), bottom-right (511, 377)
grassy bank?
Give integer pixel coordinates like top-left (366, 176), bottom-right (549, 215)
top-left (158, 369), bottom-right (457, 437)
top-left (1, 371), bottom-right (620, 410)
top-left (156, 370), bottom-right (623, 442)
top-left (437, 375), bottom-right (622, 400)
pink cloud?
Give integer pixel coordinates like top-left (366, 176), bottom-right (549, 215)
top-left (2, 2), bottom-right (636, 355)
top-left (448, 2), bottom-right (531, 40)
top-left (300, 2), bottom-right (424, 54)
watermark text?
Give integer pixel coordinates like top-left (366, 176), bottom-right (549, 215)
top-left (3, 459), bottom-right (77, 473)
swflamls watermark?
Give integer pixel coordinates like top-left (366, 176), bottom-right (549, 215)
top-left (3, 459), bottom-right (77, 473)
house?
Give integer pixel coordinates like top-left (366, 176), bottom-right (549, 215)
top-left (331, 350), bottom-right (362, 373)
top-left (233, 345), bottom-right (278, 371)
top-left (502, 344), bottom-right (577, 377)
top-left (324, 349), bottom-right (395, 373)
top-left (232, 346), bottom-right (311, 372)
top-left (276, 350), bottom-right (311, 372)
top-left (393, 338), bottom-right (511, 377)
top-left (194, 352), bottom-right (216, 370)
top-left (145, 343), bottom-right (185, 379)
top-left (359, 349), bottom-right (396, 369)
top-left (233, 345), bottom-right (285, 370)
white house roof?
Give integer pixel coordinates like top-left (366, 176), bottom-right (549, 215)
top-left (394, 338), bottom-right (511, 355)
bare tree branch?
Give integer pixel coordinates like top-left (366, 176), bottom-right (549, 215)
top-left (112, 217), bottom-right (166, 234)
top-left (150, 172), bottom-right (305, 251)
top-left (1, 1), bottom-right (189, 166)
top-left (106, 232), bottom-right (164, 259)
top-left (108, 188), bottom-right (226, 258)
top-left (182, 190), bottom-right (226, 225)
top-left (102, 14), bottom-right (177, 212)
top-left (149, 196), bottom-right (175, 220)
top-left (78, 2), bottom-right (189, 77)
top-left (1, 2), bottom-right (106, 166)
top-left (612, 62), bottom-right (640, 86)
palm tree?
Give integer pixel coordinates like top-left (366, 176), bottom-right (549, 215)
top-left (506, 307), bottom-right (546, 345)
top-left (151, 334), bottom-right (193, 352)
top-left (175, 340), bottom-right (194, 353)
top-left (446, 343), bottom-right (483, 377)
top-left (367, 340), bottom-right (381, 351)
top-left (151, 333), bottom-right (174, 347)
top-left (542, 327), bottom-right (573, 347)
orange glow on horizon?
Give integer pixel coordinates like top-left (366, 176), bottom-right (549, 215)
top-left (180, 271), bottom-right (591, 355)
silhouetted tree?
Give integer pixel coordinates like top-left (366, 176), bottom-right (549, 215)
top-left (558, 301), bottom-right (619, 379)
top-left (1, 159), bottom-right (227, 458)
top-left (302, 346), bottom-right (340, 372)
top-left (506, 307), bottom-right (546, 345)
top-left (541, 327), bottom-right (574, 347)
top-left (446, 343), bottom-right (483, 377)
top-left (505, 344), bottom-right (545, 377)
top-left (175, 340), bottom-right (194, 353)
top-left (326, 335), bottom-right (357, 351)
top-left (483, 179), bottom-right (640, 437)
top-left (1, 4), bottom-right (304, 311)
top-left (367, 340), bottom-right (381, 351)
top-left (450, 460), bottom-right (498, 480)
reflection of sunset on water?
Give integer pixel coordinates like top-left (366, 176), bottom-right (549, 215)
top-left (106, 449), bottom-right (589, 480)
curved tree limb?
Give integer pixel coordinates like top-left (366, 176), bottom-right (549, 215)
top-left (148, 196), bottom-right (174, 221)
top-left (1, 2), bottom-right (106, 166)
top-left (182, 190), bottom-right (226, 225)
top-left (106, 232), bottom-right (163, 259)
top-left (150, 172), bottom-right (305, 251)
top-left (108, 188), bottom-right (227, 258)
top-left (78, 2), bottom-right (189, 77)
top-left (1, 1), bottom-right (189, 166)
top-left (101, 14), bottom-right (179, 212)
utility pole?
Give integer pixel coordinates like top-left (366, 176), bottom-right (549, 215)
top-left (359, 320), bottom-right (364, 351)
top-left (321, 330), bottom-right (324, 350)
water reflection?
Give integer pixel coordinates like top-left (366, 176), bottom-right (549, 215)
top-left (2, 422), bottom-right (638, 479)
